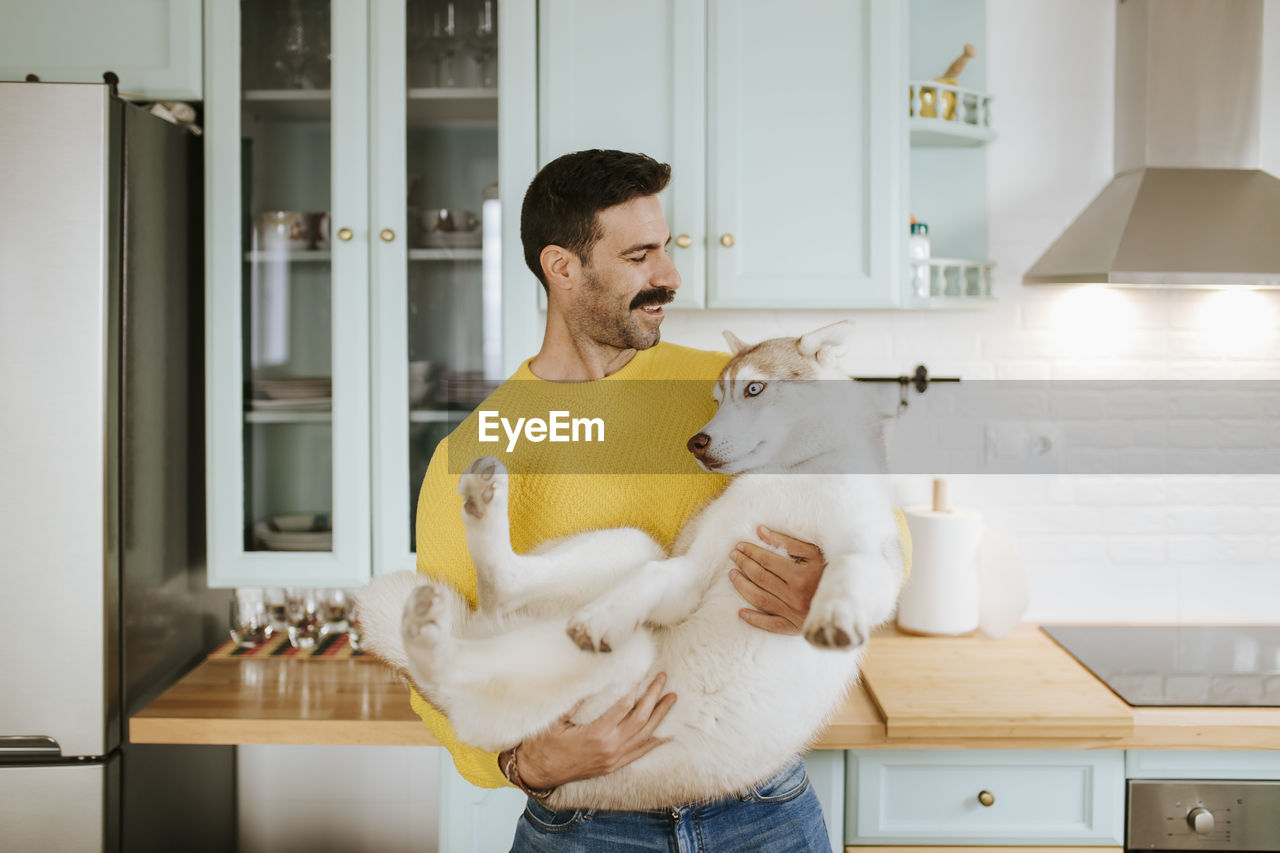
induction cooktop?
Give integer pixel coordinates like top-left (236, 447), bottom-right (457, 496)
top-left (1042, 625), bottom-right (1280, 707)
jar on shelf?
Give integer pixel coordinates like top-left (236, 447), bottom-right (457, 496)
top-left (908, 218), bottom-right (931, 298)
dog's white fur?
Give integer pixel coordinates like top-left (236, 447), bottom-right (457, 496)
top-left (358, 322), bottom-right (904, 810)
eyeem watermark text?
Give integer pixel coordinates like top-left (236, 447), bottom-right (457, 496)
top-left (478, 410), bottom-right (605, 452)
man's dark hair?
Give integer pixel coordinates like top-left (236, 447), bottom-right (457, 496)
top-left (520, 149), bottom-right (671, 290)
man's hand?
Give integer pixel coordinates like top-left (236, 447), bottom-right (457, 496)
top-left (729, 525), bottom-right (826, 634)
top-left (513, 673), bottom-right (676, 789)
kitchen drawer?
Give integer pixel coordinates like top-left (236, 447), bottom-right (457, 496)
top-left (846, 750), bottom-right (1124, 846)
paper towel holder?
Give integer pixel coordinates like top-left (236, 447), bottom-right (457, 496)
top-left (854, 365), bottom-right (959, 412)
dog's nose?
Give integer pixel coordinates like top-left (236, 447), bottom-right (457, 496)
top-left (687, 433), bottom-right (711, 457)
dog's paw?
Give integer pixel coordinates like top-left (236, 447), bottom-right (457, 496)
top-left (402, 584), bottom-right (450, 648)
top-left (802, 594), bottom-right (866, 651)
top-left (565, 601), bottom-right (636, 654)
top-left (456, 456), bottom-right (506, 521)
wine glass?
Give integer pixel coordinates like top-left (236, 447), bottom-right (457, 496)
top-left (428, 2), bottom-right (461, 88)
top-left (274, 0), bottom-right (314, 89)
top-left (407, 0), bottom-right (437, 87)
top-left (469, 0), bottom-right (498, 88)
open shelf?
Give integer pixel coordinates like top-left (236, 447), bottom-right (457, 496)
top-left (907, 79), bottom-right (995, 146)
top-left (409, 409), bottom-right (473, 424)
top-left (244, 249), bottom-right (332, 263)
top-left (909, 117), bottom-right (997, 147)
top-left (908, 257), bottom-right (996, 305)
top-left (407, 88), bottom-right (498, 125)
top-left (242, 89), bottom-right (331, 121)
top-left (408, 248), bottom-right (483, 262)
top-left (245, 410), bottom-right (332, 424)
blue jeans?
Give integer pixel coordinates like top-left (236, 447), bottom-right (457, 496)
top-left (509, 758), bottom-right (830, 852)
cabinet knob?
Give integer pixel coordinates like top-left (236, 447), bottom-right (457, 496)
top-left (719, 233), bottom-right (735, 248)
top-left (337, 227), bottom-right (354, 242)
top-left (380, 228), bottom-right (396, 243)
top-left (977, 790), bottom-right (995, 807)
top-left (675, 234), bottom-right (692, 249)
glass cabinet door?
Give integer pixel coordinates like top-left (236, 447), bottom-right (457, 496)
top-left (370, 0), bottom-right (502, 574)
top-left (206, 0), bottom-right (371, 587)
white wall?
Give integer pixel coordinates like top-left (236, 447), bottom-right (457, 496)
top-left (662, 0), bottom-right (1280, 624)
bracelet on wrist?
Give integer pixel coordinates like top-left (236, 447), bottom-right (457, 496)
top-left (501, 744), bottom-right (556, 801)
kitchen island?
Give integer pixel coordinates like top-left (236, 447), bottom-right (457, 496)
top-left (130, 624), bottom-right (1280, 750)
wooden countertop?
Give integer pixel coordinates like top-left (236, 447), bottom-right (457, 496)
top-left (129, 624), bottom-right (1280, 750)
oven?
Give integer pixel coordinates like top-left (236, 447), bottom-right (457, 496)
top-left (1127, 780), bottom-right (1280, 850)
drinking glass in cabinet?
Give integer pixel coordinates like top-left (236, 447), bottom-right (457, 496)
top-left (241, 0), bottom-right (332, 90)
top-left (470, 0), bottom-right (498, 88)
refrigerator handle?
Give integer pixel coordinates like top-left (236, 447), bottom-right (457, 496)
top-left (0, 735), bottom-right (62, 760)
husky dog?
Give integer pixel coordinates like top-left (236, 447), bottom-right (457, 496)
top-left (359, 322), bottom-right (904, 810)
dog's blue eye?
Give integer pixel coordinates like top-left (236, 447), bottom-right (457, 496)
top-left (744, 381), bottom-right (765, 397)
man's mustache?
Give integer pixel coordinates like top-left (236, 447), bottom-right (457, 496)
top-left (630, 289), bottom-right (676, 310)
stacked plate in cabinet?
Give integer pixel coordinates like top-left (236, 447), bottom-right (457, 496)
top-left (247, 377), bottom-right (332, 411)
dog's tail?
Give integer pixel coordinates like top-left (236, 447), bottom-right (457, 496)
top-left (354, 570), bottom-right (429, 673)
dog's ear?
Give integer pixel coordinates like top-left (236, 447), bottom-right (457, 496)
top-left (722, 330), bottom-right (749, 355)
top-left (798, 321), bottom-right (852, 366)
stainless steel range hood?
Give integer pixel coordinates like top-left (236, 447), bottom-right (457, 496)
top-left (1023, 0), bottom-right (1280, 287)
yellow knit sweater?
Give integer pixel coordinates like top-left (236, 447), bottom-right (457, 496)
top-left (410, 342), bottom-right (911, 788)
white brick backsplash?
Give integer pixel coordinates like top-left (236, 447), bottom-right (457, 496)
top-left (1259, 507), bottom-right (1280, 533)
top-left (1001, 506), bottom-right (1100, 533)
top-left (994, 360), bottom-right (1053, 379)
top-left (1233, 477), bottom-right (1280, 504)
top-left (1064, 421), bottom-right (1134, 449)
top-left (1169, 391), bottom-right (1260, 419)
top-left (1168, 420), bottom-right (1229, 448)
top-left (1098, 508), bottom-right (1166, 535)
top-left (1167, 536), bottom-right (1220, 564)
top-left (1072, 476), bottom-right (1166, 505)
top-left (1167, 479), bottom-right (1236, 505)
top-left (1167, 508), bottom-right (1260, 535)
top-left (1015, 534), bottom-right (1108, 564)
top-left (1130, 421), bottom-right (1168, 446)
top-left (1107, 389), bottom-right (1171, 419)
top-left (1050, 390), bottom-right (1109, 419)
top-left (1215, 537), bottom-right (1269, 564)
top-left (1177, 567), bottom-right (1280, 622)
top-left (1216, 421), bottom-right (1275, 449)
top-left (1107, 536), bottom-right (1168, 564)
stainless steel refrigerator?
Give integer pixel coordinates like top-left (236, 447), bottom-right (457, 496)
top-left (0, 82), bottom-right (234, 852)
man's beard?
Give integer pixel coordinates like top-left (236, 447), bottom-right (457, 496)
top-left (576, 267), bottom-right (674, 351)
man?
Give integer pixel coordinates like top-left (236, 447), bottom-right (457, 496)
top-left (411, 149), bottom-right (832, 850)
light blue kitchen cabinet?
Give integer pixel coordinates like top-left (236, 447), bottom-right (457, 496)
top-left (538, 0), bottom-right (906, 310)
top-left (846, 749), bottom-right (1125, 847)
top-left (203, 0), bottom-right (539, 587)
top-left (0, 0), bottom-right (202, 100)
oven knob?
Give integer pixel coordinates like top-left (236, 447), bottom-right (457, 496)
top-left (1186, 807), bottom-right (1214, 834)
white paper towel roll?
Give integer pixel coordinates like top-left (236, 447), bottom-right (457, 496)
top-left (896, 505), bottom-right (983, 636)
